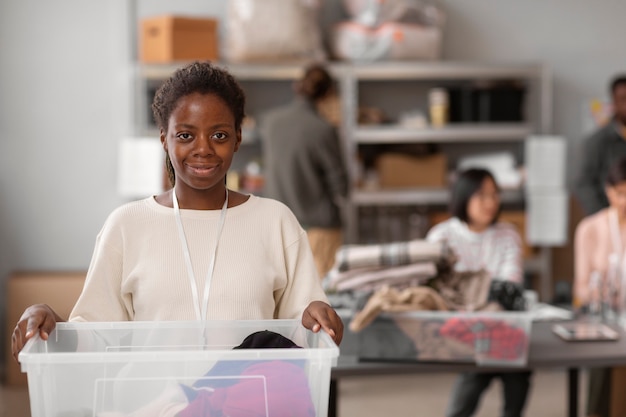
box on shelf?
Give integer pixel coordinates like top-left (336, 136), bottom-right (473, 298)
top-left (376, 152), bottom-right (447, 188)
top-left (19, 320), bottom-right (338, 417)
top-left (524, 135), bottom-right (567, 189)
top-left (339, 310), bottom-right (531, 367)
top-left (140, 15), bottom-right (219, 63)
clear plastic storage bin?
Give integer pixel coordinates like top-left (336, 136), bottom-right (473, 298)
top-left (340, 310), bottom-right (532, 367)
top-left (19, 320), bottom-right (339, 417)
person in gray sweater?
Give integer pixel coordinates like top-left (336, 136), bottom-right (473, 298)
top-left (575, 75), bottom-right (626, 215)
top-left (260, 64), bottom-right (348, 279)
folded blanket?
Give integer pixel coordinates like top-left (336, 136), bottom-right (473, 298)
top-left (327, 262), bottom-right (437, 292)
top-left (333, 240), bottom-right (453, 272)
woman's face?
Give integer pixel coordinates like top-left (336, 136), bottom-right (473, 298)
top-left (466, 177), bottom-right (501, 229)
top-left (606, 180), bottom-right (626, 217)
top-left (161, 92), bottom-right (241, 200)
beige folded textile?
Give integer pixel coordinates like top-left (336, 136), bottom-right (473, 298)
top-left (349, 286), bottom-right (449, 332)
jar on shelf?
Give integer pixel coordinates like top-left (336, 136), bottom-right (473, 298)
top-left (428, 87), bottom-right (449, 128)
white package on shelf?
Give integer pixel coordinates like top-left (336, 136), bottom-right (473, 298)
top-left (457, 152), bottom-right (522, 189)
top-left (524, 135), bottom-right (567, 189)
top-left (526, 189), bottom-right (569, 246)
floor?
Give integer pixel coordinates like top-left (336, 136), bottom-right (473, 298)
top-left (1, 369), bottom-right (581, 417)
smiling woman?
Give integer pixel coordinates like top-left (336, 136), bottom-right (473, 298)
top-left (11, 62), bottom-right (344, 362)
top-left (158, 92), bottom-right (241, 210)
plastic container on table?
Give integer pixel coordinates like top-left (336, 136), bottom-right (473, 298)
top-left (340, 310), bottom-right (532, 367)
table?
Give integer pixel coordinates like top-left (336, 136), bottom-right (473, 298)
top-left (330, 321), bottom-right (626, 417)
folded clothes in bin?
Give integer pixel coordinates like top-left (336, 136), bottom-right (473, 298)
top-left (119, 330), bottom-right (315, 417)
top-left (179, 360), bottom-right (314, 417)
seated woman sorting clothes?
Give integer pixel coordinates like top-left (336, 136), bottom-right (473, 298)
top-left (426, 167), bottom-right (531, 417)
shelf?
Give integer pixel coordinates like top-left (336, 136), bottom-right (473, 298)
top-left (138, 61), bottom-right (543, 82)
top-left (139, 62), bottom-right (321, 81)
top-left (346, 61), bottom-right (544, 80)
top-left (354, 123), bottom-right (532, 144)
top-left (351, 188), bottom-right (524, 206)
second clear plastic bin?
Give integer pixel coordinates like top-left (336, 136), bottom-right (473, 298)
top-left (341, 310), bottom-right (532, 367)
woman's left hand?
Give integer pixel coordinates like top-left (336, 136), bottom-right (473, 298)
top-left (302, 301), bottom-right (344, 345)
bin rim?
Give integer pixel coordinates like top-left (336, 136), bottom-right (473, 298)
top-left (19, 319), bottom-right (340, 367)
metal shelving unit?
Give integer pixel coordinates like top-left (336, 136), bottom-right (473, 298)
top-left (338, 61), bottom-right (552, 236)
top-left (135, 60), bottom-right (555, 301)
top-left (337, 61), bottom-right (554, 301)
top-left (354, 123), bottom-right (532, 144)
top-left (351, 188), bottom-right (524, 206)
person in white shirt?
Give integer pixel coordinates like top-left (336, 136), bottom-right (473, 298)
top-left (426, 168), bottom-right (530, 417)
top-left (11, 62), bottom-right (343, 361)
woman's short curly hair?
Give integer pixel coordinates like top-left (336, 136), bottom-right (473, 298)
top-left (152, 61), bottom-right (246, 132)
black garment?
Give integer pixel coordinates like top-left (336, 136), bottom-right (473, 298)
top-left (446, 371), bottom-right (532, 417)
top-left (488, 280), bottom-right (526, 311)
top-left (574, 120), bottom-right (626, 215)
top-left (234, 330), bottom-right (302, 350)
top-left (182, 330), bottom-right (302, 395)
top-left (587, 367), bottom-right (611, 417)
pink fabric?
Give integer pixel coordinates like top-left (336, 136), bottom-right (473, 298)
top-left (177, 360), bottom-right (315, 417)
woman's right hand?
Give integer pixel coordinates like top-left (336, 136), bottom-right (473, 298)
top-left (11, 304), bottom-right (63, 363)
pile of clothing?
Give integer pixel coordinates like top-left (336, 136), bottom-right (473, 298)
top-left (326, 239), bottom-right (529, 364)
top-left (325, 239), bottom-right (454, 293)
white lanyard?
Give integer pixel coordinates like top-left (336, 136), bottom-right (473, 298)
top-left (172, 187), bottom-right (228, 321)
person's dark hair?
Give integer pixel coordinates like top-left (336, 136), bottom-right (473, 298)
top-left (610, 75), bottom-right (626, 96)
top-left (605, 156), bottom-right (626, 186)
top-left (450, 168), bottom-right (501, 224)
top-left (295, 63), bottom-right (333, 102)
top-left (152, 61), bottom-right (246, 186)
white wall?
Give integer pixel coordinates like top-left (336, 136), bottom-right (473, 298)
top-left (0, 0), bottom-right (133, 372)
top-left (0, 0), bottom-right (624, 371)
top-left (442, 0), bottom-right (626, 182)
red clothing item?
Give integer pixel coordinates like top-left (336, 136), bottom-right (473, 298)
top-left (439, 317), bottom-right (528, 361)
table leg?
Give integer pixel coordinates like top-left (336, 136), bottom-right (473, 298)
top-left (329, 378), bottom-right (338, 417)
top-left (568, 368), bottom-right (579, 417)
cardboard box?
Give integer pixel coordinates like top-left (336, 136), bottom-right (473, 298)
top-left (428, 210), bottom-right (535, 259)
top-left (140, 15), bottom-right (219, 63)
top-left (5, 271), bottom-right (86, 386)
top-left (376, 153), bottom-right (447, 188)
